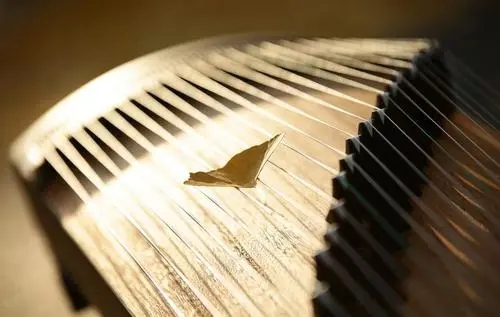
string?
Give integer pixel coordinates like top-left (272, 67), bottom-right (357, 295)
top-left (313, 282), bottom-right (353, 317)
top-left (316, 250), bottom-right (389, 317)
top-left (37, 41), bottom-right (344, 314)
top-left (422, 58), bottom-right (500, 171)
top-left (311, 42), bottom-right (500, 186)
top-left (357, 143), bottom-right (500, 314)
top-left (317, 39), bottom-right (498, 109)
top-left (292, 40), bottom-right (500, 308)
top-left (205, 52), bottom-right (374, 118)
top-left (237, 43), bottom-right (390, 86)
top-left (181, 62), bottom-right (365, 131)
top-left (63, 213), bottom-right (149, 316)
top-left (52, 92), bottom-right (308, 312)
top-left (132, 92), bottom-right (328, 227)
top-left (175, 66), bottom-right (352, 151)
top-left (220, 48), bottom-right (500, 306)
top-left (140, 40), bottom-right (500, 308)
top-left (306, 39), bottom-right (500, 292)
top-left (237, 44), bottom-right (381, 108)
top-left (349, 158), bottom-right (481, 315)
top-left (302, 42), bottom-right (500, 199)
top-left (331, 232), bottom-right (405, 314)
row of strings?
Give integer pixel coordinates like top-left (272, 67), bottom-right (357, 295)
top-left (39, 39), bottom-right (500, 316)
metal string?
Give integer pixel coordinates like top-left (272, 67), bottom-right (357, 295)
top-left (180, 62), bottom-right (361, 134)
top-left (64, 215), bottom-right (149, 316)
top-left (270, 41), bottom-right (497, 178)
top-left (364, 119), bottom-right (500, 281)
top-left (298, 41), bottom-right (500, 202)
top-left (175, 66), bottom-right (352, 151)
top-left (233, 46), bottom-right (383, 94)
top-left (223, 46), bottom-right (385, 104)
top-left (348, 157), bottom-right (479, 316)
top-left (294, 38), bottom-right (500, 251)
top-left (385, 91), bottom-right (500, 223)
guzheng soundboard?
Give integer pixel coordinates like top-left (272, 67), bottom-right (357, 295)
top-left (10, 35), bottom-right (500, 316)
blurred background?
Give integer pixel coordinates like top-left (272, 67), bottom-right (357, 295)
top-left (0, 1), bottom-right (498, 316)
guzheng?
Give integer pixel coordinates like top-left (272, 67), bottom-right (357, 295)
top-left (10, 35), bottom-right (500, 317)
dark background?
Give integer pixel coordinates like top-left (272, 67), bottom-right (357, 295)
top-left (0, 1), bottom-right (498, 316)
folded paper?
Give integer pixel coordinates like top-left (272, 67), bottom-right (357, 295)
top-left (184, 133), bottom-right (285, 188)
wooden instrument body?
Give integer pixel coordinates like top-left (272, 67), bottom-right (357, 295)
top-left (10, 35), bottom-right (500, 316)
